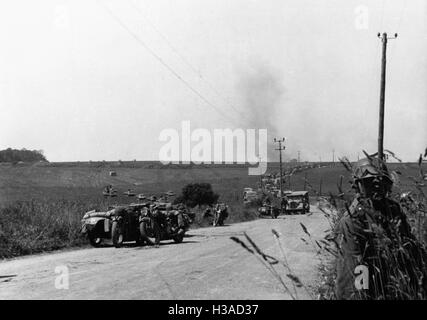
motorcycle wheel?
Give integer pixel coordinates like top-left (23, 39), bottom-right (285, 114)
top-left (111, 221), bottom-right (124, 248)
top-left (88, 231), bottom-right (102, 247)
top-left (135, 235), bottom-right (144, 246)
top-left (140, 221), bottom-right (160, 245)
top-left (173, 232), bottom-right (184, 243)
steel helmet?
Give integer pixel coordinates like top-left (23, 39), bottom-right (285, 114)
top-left (353, 158), bottom-right (392, 183)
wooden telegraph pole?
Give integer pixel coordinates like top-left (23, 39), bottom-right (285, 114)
top-left (377, 32), bottom-right (397, 161)
top-left (274, 137), bottom-right (285, 214)
top-left (258, 155), bottom-right (263, 190)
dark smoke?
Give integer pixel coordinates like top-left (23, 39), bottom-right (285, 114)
top-left (236, 64), bottom-right (285, 162)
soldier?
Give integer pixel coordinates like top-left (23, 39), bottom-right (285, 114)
top-left (335, 157), bottom-right (427, 299)
top-left (103, 185), bottom-right (110, 195)
top-left (148, 203), bottom-right (162, 245)
top-left (203, 205), bottom-right (213, 218)
top-left (148, 195), bottom-right (157, 205)
top-left (175, 203), bottom-right (187, 232)
top-left (281, 195), bottom-right (288, 212)
top-left (263, 195), bottom-right (272, 207)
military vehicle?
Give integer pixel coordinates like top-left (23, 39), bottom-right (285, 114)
top-left (285, 191), bottom-right (310, 214)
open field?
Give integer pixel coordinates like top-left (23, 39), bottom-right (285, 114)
top-left (1, 161), bottom-right (423, 203)
top-left (0, 161), bottom-right (425, 258)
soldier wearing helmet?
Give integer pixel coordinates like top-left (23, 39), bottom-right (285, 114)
top-left (172, 204), bottom-right (187, 234)
top-left (335, 157), bottom-right (426, 299)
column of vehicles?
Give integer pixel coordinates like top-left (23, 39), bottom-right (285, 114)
top-left (259, 191), bottom-right (310, 218)
top-left (81, 198), bottom-right (230, 248)
top-left (244, 187), bottom-right (310, 218)
top-left (81, 200), bottom-right (195, 248)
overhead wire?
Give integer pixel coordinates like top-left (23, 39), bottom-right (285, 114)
top-left (127, 0), bottom-right (251, 122)
top-left (379, 0), bottom-right (386, 32)
top-left (98, 1), bottom-right (240, 125)
top-left (395, 0), bottom-right (407, 34)
top-left (388, 0), bottom-right (407, 58)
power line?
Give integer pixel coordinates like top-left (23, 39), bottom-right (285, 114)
top-left (379, 0), bottom-right (386, 31)
top-left (98, 2), bottom-right (239, 125)
top-left (129, 0), bottom-right (202, 78)
top-left (395, 0), bottom-right (407, 34)
top-left (128, 0), bottom-right (251, 122)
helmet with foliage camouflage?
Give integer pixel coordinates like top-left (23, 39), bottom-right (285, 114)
top-left (353, 157), bottom-right (394, 199)
top-left (353, 158), bottom-right (392, 183)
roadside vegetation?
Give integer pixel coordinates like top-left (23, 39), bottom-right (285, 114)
top-left (0, 196), bottom-right (259, 259)
top-left (231, 150), bottom-right (427, 300)
top-left (0, 200), bottom-right (92, 258)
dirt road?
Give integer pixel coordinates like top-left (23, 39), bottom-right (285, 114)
top-left (0, 206), bottom-right (330, 300)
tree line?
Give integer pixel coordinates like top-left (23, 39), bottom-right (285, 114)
top-left (0, 148), bottom-right (47, 163)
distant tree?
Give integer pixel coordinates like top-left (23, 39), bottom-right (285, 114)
top-left (0, 148), bottom-right (47, 163)
top-left (174, 183), bottom-right (219, 208)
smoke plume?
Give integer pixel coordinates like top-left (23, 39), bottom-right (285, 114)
top-left (235, 63), bottom-right (285, 162)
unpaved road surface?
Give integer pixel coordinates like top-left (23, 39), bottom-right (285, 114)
top-left (0, 206), bottom-right (330, 299)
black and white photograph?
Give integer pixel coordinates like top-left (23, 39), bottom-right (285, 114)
top-left (0, 0), bottom-right (426, 306)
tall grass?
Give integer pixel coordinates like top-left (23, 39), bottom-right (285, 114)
top-left (0, 194), bottom-right (259, 259)
top-left (0, 199), bottom-right (107, 258)
top-left (230, 150), bottom-right (427, 300)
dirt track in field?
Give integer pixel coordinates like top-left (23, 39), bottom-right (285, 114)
top-left (0, 206), bottom-right (330, 300)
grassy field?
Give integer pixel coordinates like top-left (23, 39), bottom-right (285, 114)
top-left (0, 160), bottom-right (425, 258)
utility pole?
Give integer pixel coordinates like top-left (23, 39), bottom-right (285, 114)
top-left (274, 137), bottom-right (285, 215)
top-left (332, 149), bottom-right (335, 166)
top-left (377, 32), bottom-right (397, 161)
top-left (298, 150), bottom-right (301, 165)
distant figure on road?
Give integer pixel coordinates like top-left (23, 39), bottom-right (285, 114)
top-left (281, 196), bottom-right (288, 212)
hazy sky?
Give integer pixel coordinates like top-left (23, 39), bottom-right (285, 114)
top-left (0, 0), bottom-right (426, 162)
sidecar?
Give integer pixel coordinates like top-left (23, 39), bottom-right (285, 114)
top-left (81, 210), bottom-right (114, 247)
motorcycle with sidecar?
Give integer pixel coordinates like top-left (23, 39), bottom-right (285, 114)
top-left (81, 208), bottom-right (115, 247)
top-left (109, 203), bottom-right (149, 248)
top-left (139, 203), bottom-right (192, 245)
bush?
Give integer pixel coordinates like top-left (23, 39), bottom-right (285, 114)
top-left (175, 183), bottom-right (219, 208)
